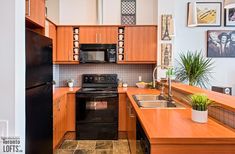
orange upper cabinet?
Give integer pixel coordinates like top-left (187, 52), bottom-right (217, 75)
top-left (56, 27), bottom-right (73, 62)
top-left (45, 20), bottom-right (57, 62)
top-left (80, 26), bottom-right (118, 44)
top-left (124, 26), bottom-right (157, 63)
top-left (25, 0), bottom-right (45, 27)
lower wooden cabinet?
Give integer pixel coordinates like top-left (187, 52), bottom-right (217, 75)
top-left (53, 94), bottom-right (67, 149)
top-left (126, 98), bottom-right (137, 154)
top-left (119, 94), bottom-right (127, 131)
top-left (67, 93), bottom-right (76, 131)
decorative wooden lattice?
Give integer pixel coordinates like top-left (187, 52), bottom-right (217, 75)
top-left (121, 0), bottom-right (136, 25)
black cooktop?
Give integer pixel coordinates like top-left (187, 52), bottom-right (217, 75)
top-left (77, 74), bottom-right (118, 94)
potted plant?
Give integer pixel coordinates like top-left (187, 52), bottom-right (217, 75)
top-left (52, 80), bottom-right (56, 91)
top-left (67, 79), bottom-right (74, 88)
top-left (189, 93), bottom-right (212, 123)
top-left (175, 51), bottom-right (214, 88)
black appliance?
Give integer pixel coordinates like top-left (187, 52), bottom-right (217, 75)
top-left (137, 119), bottom-right (150, 154)
top-left (26, 29), bottom-right (53, 154)
top-left (212, 86), bottom-right (232, 95)
top-left (79, 44), bottom-right (117, 63)
top-left (76, 74), bottom-right (118, 140)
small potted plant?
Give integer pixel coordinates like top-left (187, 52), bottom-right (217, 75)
top-left (67, 79), bottom-right (74, 88)
top-left (189, 93), bottom-right (212, 123)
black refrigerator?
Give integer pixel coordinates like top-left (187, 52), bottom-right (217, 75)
top-left (26, 29), bottom-right (53, 154)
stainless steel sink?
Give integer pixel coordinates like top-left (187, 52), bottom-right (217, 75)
top-left (134, 94), bottom-right (163, 101)
top-left (133, 95), bottom-right (185, 109)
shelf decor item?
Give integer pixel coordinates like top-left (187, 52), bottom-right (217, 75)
top-left (224, 7), bottom-right (235, 26)
top-left (224, 0), bottom-right (235, 9)
top-left (121, 0), bottom-right (136, 25)
top-left (207, 30), bottom-right (235, 57)
top-left (189, 94), bottom-right (212, 123)
top-left (161, 15), bottom-right (174, 40)
top-left (161, 43), bottom-right (172, 67)
top-left (175, 51), bottom-right (214, 88)
top-left (67, 79), bottom-right (74, 88)
top-left (187, 2), bottom-right (222, 27)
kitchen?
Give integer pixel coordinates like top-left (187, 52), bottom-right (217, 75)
top-left (1, 0), bottom-right (235, 154)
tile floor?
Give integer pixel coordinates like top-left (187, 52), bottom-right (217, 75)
top-left (55, 139), bottom-right (131, 154)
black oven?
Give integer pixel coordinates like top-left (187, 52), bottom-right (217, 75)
top-left (76, 92), bottom-right (118, 140)
top-left (79, 44), bottom-right (117, 63)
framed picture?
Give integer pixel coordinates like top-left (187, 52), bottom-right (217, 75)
top-left (161, 43), bottom-right (172, 67)
top-left (207, 30), bottom-right (235, 58)
top-left (225, 8), bottom-right (235, 27)
top-left (161, 15), bottom-right (174, 41)
top-left (196, 2), bottom-right (222, 27)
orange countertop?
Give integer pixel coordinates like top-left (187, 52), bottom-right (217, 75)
top-left (119, 87), bottom-right (235, 145)
top-left (53, 86), bottom-right (235, 145)
top-left (53, 87), bottom-right (79, 101)
top-left (171, 82), bottom-right (235, 111)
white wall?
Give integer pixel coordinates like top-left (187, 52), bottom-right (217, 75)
top-left (0, 0), bottom-right (25, 153)
top-left (59, 0), bottom-right (97, 25)
top-left (158, 0), bottom-right (235, 95)
top-left (46, 0), bottom-right (60, 24)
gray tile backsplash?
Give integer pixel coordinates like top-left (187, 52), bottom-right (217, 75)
top-left (53, 64), bottom-right (154, 87)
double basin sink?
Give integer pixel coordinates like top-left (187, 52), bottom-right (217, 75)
top-left (133, 94), bottom-right (185, 109)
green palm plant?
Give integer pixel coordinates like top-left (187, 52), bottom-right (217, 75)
top-left (175, 51), bottom-right (214, 88)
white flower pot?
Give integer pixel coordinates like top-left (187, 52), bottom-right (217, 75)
top-left (191, 109), bottom-right (208, 123)
top-left (68, 82), bottom-right (74, 88)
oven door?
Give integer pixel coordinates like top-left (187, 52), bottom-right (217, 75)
top-left (79, 50), bottom-right (107, 63)
top-left (76, 93), bottom-right (118, 139)
top-left (76, 93), bottom-right (118, 123)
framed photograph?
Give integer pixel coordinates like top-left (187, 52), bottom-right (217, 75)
top-left (161, 15), bottom-right (174, 41)
top-left (225, 8), bottom-right (235, 27)
top-left (161, 43), bottom-right (172, 67)
top-left (207, 30), bottom-right (235, 58)
top-left (196, 2), bottom-right (222, 27)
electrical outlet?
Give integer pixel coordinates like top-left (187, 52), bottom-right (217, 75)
top-left (0, 120), bottom-right (8, 137)
top-left (138, 76), bottom-right (142, 82)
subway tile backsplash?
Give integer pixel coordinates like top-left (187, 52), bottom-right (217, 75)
top-left (53, 64), bottom-right (154, 87)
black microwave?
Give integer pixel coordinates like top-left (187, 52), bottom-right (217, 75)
top-left (79, 44), bottom-right (117, 63)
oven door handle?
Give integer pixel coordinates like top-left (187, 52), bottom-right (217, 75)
top-left (76, 94), bottom-right (118, 99)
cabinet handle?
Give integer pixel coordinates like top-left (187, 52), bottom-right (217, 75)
top-left (26, 0), bottom-right (31, 16)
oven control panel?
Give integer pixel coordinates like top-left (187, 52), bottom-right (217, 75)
top-left (82, 74), bottom-right (118, 84)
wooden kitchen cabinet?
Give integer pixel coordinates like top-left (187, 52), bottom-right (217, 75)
top-left (80, 26), bottom-right (118, 44)
top-left (25, 0), bottom-right (45, 27)
top-left (67, 93), bottom-right (76, 131)
top-left (53, 94), bottom-right (67, 149)
top-left (56, 27), bottom-right (73, 62)
top-left (123, 26), bottom-right (157, 63)
top-left (45, 20), bottom-right (57, 62)
top-left (126, 98), bottom-right (137, 154)
top-left (119, 94), bottom-right (127, 131)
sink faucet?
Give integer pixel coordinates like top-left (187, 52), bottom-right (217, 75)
top-left (152, 65), bottom-right (173, 102)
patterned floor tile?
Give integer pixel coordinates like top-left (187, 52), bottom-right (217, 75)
top-left (77, 140), bottom-right (96, 149)
top-left (95, 149), bottom-right (113, 154)
top-left (95, 141), bottom-right (113, 150)
top-left (55, 149), bottom-right (74, 154)
top-left (60, 140), bottom-right (78, 150)
top-left (74, 149), bottom-right (96, 154)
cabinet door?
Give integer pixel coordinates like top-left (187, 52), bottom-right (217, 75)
top-left (53, 100), bottom-right (59, 149)
top-left (25, 0), bottom-right (45, 27)
top-left (119, 94), bottom-right (127, 131)
top-left (46, 21), bottom-right (57, 62)
top-left (99, 27), bottom-right (118, 44)
top-left (126, 99), bottom-right (136, 154)
top-left (79, 27), bottom-right (100, 44)
top-left (60, 95), bottom-right (67, 137)
top-left (124, 26), bottom-right (157, 62)
top-left (57, 27), bottom-right (73, 61)
top-left (67, 94), bottom-right (76, 131)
